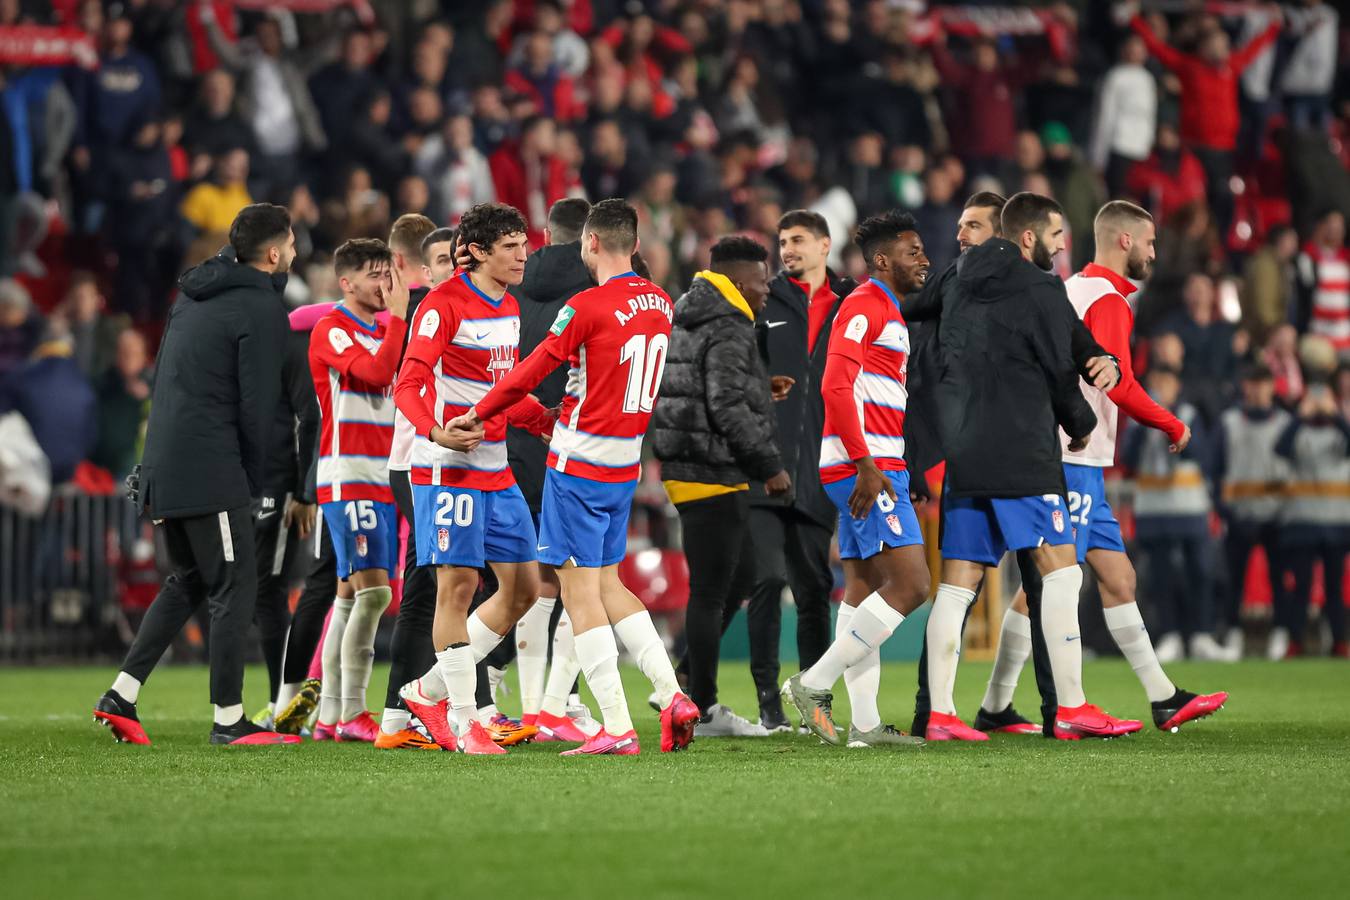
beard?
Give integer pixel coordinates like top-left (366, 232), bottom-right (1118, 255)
top-left (1030, 238), bottom-right (1054, 272)
top-left (1126, 252), bottom-right (1151, 281)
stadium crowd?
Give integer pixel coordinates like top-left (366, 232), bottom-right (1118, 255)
top-left (1, 0), bottom-right (1349, 691)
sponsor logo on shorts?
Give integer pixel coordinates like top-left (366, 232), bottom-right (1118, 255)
top-left (886, 513), bottom-right (902, 535)
top-left (1052, 509), bottom-right (1065, 533)
top-left (355, 534), bottom-right (368, 557)
top-left (437, 527), bottom-right (450, 552)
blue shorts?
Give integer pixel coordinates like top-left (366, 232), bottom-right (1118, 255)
top-left (412, 483), bottom-right (536, 569)
top-left (320, 499), bottom-right (399, 578)
top-left (537, 469), bottom-right (635, 568)
top-left (941, 493), bottom-right (1074, 567)
top-left (1063, 463), bottom-right (1126, 563)
top-left (824, 469), bottom-right (924, 560)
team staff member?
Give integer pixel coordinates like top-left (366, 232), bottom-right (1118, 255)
top-left (93, 203), bottom-right (299, 746)
top-left (749, 210), bottom-right (855, 732)
top-left (653, 236), bottom-right (791, 738)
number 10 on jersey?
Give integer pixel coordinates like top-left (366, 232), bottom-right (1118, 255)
top-left (619, 333), bottom-right (669, 414)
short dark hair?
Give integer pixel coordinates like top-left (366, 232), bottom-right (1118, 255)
top-left (421, 227), bottom-right (456, 264)
top-left (777, 209), bottom-right (830, 239)
top-left (854, 210), bottom-right (919, 267)
top-left (458, 203), bottom-right (528, 270)
top-left (547, 197), bottom-right (591, 244)
top-left (333, 238), bottom-right (391, 277)
top-left (389, 213), bottom-right (436, 258)
top-left (1001, 192), bottom-right (1064, 242)
top-left (964, 191), bottom-right (1007, 236)
top-left (709, 235), bottom-right (769, 267)
top-left (583, 198), bottom-right (639, 255)
top-left (229, 203), bottom-right (291, 264)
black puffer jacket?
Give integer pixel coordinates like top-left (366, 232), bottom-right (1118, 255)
top-left (506, 243), bottom-right (594, 510)
top-left (652, 275), bottom-right (784, 486)
top-left (936, 239), bottom-right (1097, 498)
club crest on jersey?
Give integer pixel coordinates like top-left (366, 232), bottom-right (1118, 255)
top-left (355, 534), bottom-right (368, 557)
top-left (437, 527), bottom-right (450, 552)
top-left (886, 514), bottom-right (902, 536)
top-left (487, 345), bottom-right (514, 383)
top-left (1052, 510), bottom-right (1065, 534)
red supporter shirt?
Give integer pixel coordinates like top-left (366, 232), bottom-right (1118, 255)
top-left (818, 278), bottom-right (910, 484)
top-left (309, 305), bottom-right (407, 504)
top-left (395, 273), bottom-right (551, 490)
top-left (1131, 15), bottom-right (1279, 152)
top-left (474, 271), bottom-right (675, 483)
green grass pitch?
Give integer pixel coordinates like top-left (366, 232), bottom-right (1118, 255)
top-left (2, 660), bottom-right (1347, 899)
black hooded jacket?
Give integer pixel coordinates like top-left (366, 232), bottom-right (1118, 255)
top-left (749, 268), bottom-right (857, 525)
top-left (651, 275), bottom-right (783, 486)
top-left (139, 251), bottom-right (288, 518)
top-left (506, 242), bottom-right (594, 510)
top-left (903, 251), bottom-right (1115, 485)
top-left (259, 326), bottom-right (321, 503)
top-left (936, 239), bottom-right (1097, 498)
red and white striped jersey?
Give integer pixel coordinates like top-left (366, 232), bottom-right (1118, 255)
top-left (474, 272), bottom-right (675, 483)
top-left (309, 305), bottom-right (400, 504)
top-left (397, 272), bottom-right (544, 490)
top-left (1299, 242), bottom-right (1350, 352)
top-left (819, 278), bottom-right (910, 484)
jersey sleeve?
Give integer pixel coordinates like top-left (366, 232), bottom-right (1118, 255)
top-left (310, 317), bottom-right (408, 386)
top-left (1085, 293), bottom-right (1186, 444)
top-left (474, 301), bottom-right (585, 422)
top-left (393, 298), bottom-right (455, 436)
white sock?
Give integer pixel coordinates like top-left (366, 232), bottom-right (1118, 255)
top-left (1039, 566), bottom-right (1087, 708)
top-left (613, 610), bottom-right (680, 709)
top-left (381, 706), bottom-right (411, 735)
top-left (213, 703), bottom-right (244, 726)
top-left (981, 608), bottom-right (1032, 712)
top-left (1104, 602), bottom-right (1175, 703)
top-left (516, 597), bottom-right (555, 716)
top-left (407, 665), bottom-right (448, 703)
top-left (318, 595), bottom-right (353, 725)
top-left (435, 645), bottom-right (477, 735)
top-left (540, 610), bottom-right (580, 717)
top-left (802, 592), bottom-right (904, 690)
top-left (112, 671), bottom-right (141, 704)
top-left (485, 665), bottom-right (506, 704)
top-left (836, 605), bottom-right (882, 732)
top-left (341, 586), bottom-right (391, 721)
top-left (574, 626), bottom-right (632, 735)
top-left (274, 681), bottom-right (300, 714)
top-left (925, 585), bottom-right (977, 716)
top-left (468, 611), bottom-right (505, 663)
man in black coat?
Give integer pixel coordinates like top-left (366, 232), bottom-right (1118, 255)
top-left (652, 236), bottom-right (792, 737)
top-left (924, 192), bottom-right (1142, 742)
top-left (93, 203), bottom-right (299, 747)
top-left (747, 210), bottom-right (856, 731)
top-left (903, 191), bottom-right (1122, 739)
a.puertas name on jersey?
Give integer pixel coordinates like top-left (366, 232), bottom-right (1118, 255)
top-left (613, 292), bottom-right (673, 326)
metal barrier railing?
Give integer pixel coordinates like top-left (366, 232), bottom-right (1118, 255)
top-left (0, 490), bottom-right (145, 663)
